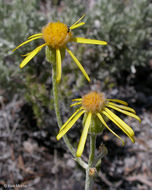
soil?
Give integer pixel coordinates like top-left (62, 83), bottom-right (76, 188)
top-left (0, 67), bottom-right (152, 190)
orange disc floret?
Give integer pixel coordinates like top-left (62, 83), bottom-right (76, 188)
top-left (42, 22), bottom-right (72, 49)
top-left (82, 91), bottom-right (105, 113)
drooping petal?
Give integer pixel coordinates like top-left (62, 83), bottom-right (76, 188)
top-left (73, 37), bottom-right (107, 45)
top-left (104, 108), bottom-right (135, 137)
top-left (70, 14), bottom-right (85, 29)
top-left (96, 113), bottom-right (125, 145)
top-left (21, 52), bottom-right (31, 57)
top-left (57, 110), bottom-right (85, 140)
top-left (66, 48), bottom-right (90, 82)
top-left (56, 49), bottom-right (62, 83)
top-left (70, 22), bottom-right (85, 30)
top-left (28, 33), bottom-right (43, 39)
top-left (107, 102), bottom-right (136, 113)
top-left (70, 102), bottom-right (82, 107)
top-left (76, 112), bottom-right (92, 157)
top-left (107, 99), bottom-right (128, 106)
top-left (19, 43), bottom-right (47, 68)
top-left (103, 108), bottom-right (135, 143)
top-left (107, 104), bottom-right (141, 122)
top-left (59, 107), bottom-right (84, 132)
top-left (13, 36), bottom-right (43, 52)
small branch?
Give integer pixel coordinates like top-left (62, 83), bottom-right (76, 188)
top-left (94, 144), bottom-right (108, 166)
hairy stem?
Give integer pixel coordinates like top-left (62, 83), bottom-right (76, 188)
top-left (52, 63), bottom-right (87, 169)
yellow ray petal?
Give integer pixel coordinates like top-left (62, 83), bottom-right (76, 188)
top-left (19, 43), bottom-right (46, 68)
top-left (73, 37), bottom-right (107, 45)
top-left (107, 102), bottom-right (136, 113)
top-left (96, 113), bottom-right (125, 145)
top-left (21, 52), bottom-right (30, 57)
top-left (66, 48), bottom-right (90, 82)
top-left (70, 14), bottom-right (85, 28)
top-left (56, 49), bottom-right (62, 83)
top-left (70, 102), bottom-right (82, 107)
top-left (59, 107), bottom-right (83, 132)
top-left (76, 112), bottom-right (92, 157)
top-left (103, 108), bottom-right (135, 143)
top-left (107, 99), bottom-right (128, 106)
top-left (72, 98), bottom-right (82, 102)
top-left (57, 110), bottom-right (85, 140)
top-left (107, 104), bottom-right (141, 122)
top-left (103, 110), bottom-right (135, 143)
top-left (13, 36), bottom-right (43, 52)
top-left (104, 108), bottom-right (135, 137)
top-left (70, 22), bottom-right (85, 30)
top-left (28, 33), bottom-right (43, 39)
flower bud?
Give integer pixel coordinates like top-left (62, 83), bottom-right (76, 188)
top-left (89, 168), bottom-right (96, 176)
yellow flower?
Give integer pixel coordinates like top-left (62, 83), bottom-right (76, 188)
top-left (56, 91), bottom-right (141, 157)
top-left (13, 15), bottom-right (107, 83)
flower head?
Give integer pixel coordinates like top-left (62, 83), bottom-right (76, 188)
top-left (56, 91), bottom-right (141, 157)
top-left (82, 91), bottom-right (105, 112)
top-left (13, 15), bottom-right (107, 83)
top-left (42, 22), bottom-right (72, 48)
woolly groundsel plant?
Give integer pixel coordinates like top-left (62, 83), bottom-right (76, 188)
top-left (13, 15), bottom-right (141, 190)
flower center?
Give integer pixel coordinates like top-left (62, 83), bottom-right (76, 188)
top-left (42, 22), bottom-right (72, 49)
top-left (82, 91), bottom-right (105, 113)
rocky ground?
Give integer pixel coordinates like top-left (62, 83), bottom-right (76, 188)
top-left (0, 81), bottom-right (152, 190)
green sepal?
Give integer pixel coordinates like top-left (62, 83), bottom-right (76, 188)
top-left (82, 113), bottom-right (105, 135)
top-left (60, 48), bottom-right (66, 60)
top-left (45, 46), bottom-right (65, 64)
top-left (45, 46), bottom-right (56, 63)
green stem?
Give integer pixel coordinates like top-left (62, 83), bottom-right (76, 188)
top-left (52, 63), bottom-right (87, 169)
top-left (85, 134), bottom-right (96, 190)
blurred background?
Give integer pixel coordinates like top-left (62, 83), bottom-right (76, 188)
top-left (0, 0), bottom-right (152, 189)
